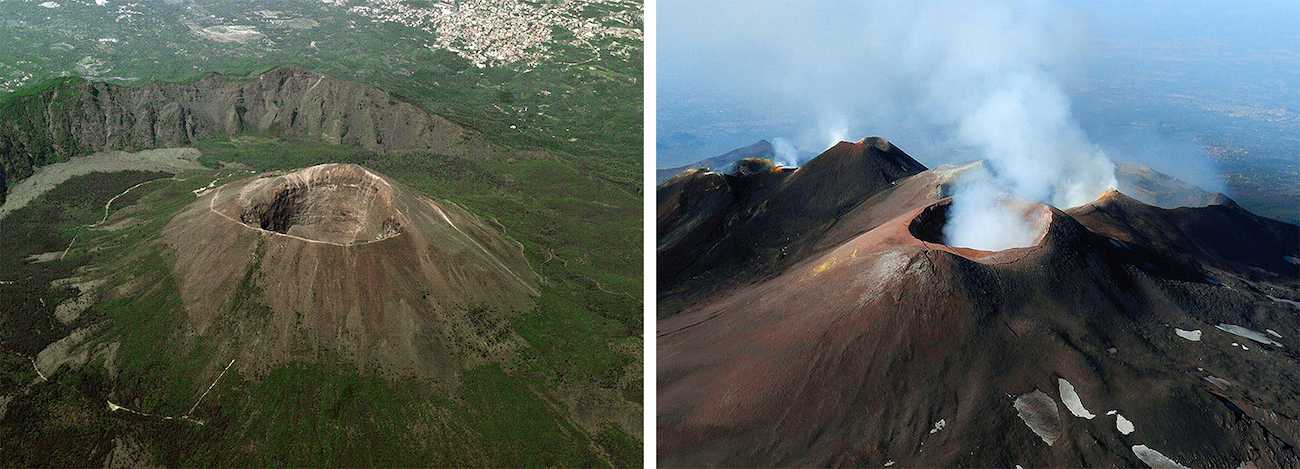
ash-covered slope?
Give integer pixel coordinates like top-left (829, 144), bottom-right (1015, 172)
top-left (0, 67), bottom-right (482, 204)
top-left (658, 137), bottom-right (1300, 468)
top-left (657, 137), bottom-right (926, 313)
top-left (165, 164), bottom-right (538, 381)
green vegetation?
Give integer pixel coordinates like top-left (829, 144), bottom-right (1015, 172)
top-left (0, 134), bottom-right (640, 466)
top-left (170, 362), bottom-right (601, 467)
top-left (0, 76), bottom-right (81, 109)
top-left (0, 0), bottom-right (641, 465)
top-left (0, 0), bottom-right (643, 184)
top-left (196, 135), bottom-right (642, 385)
top-left (0, 170), bottom-right (170, 355)
top-left (0, 78), bottom-right (87, 201)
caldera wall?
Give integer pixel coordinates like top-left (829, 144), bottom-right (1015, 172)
top-left (0, 67), bottom-right (482, 205)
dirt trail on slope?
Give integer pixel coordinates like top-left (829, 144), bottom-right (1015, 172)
top-left (0, 147), bottom-right (203, 220)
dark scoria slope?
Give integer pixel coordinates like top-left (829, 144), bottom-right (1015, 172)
top-left (657, 137), bottom-right (926, 314)
top-left (1070, 189), bottom-right (1300, 279)
top-left (0, 67), bottom-right (485, 204)
top-left (658, 138), bottom-right (1300, 468)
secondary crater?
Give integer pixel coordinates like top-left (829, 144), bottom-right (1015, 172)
top-left (234, 164), bottom-right (403, 245)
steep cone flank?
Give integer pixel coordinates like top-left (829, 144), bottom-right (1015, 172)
top-left (1070, 189), bottom-right (1300, 278)
top-left (657, 137), bottom-right (927, 315)
top-left (659, 136), bottom-right (1300, 468)
top-left (165, 164), bottom-right (538, 381)
top-left (782, 137), bottom-right (927, 212)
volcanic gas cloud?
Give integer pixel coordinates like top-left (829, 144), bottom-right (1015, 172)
top-left (899, 1), bottom-right (1117, 251)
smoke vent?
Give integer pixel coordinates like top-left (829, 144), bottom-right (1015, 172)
top-left (909, 199), bottom-right (1050, 252)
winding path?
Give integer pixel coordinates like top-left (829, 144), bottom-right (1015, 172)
top-left (426, 199), bottom-right (539, 296)
top-left (107, 358), bottom-right (237, 426)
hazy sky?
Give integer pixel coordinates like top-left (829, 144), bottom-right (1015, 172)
top-left (656, 0), bottom-right (1300, 170)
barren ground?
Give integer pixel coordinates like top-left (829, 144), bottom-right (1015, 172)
top-left (0, 148), bottom-right (203, 219)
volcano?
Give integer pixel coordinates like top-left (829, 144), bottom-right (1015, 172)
top-left (657, 138), bottom-right (1300, 467)
top-left (164, 164), bottom-right (538, 381)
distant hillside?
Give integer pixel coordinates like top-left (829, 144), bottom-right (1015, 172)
top-left (656, 139), bottom-right (774, 185)
top-left (1114, 160), bottom-right (1227, 209)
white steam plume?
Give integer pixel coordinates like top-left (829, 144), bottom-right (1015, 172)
top-left (943, 164), bottom-right (1050, 251)
top-left (661, 0), bottom-right (1119, 251)
top-left (771, 137), bottom-right (801, 167)
top-left (943, 69), bottom-right (1116, 250)
top-left (887, 1), bottom-right (1116, 250)
top-left (824, 124), bottom-right (849, 151)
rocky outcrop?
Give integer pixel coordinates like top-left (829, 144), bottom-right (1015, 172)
top-left (0, 67), bottom-right (481, 204)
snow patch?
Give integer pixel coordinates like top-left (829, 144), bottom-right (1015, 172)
top-left (1116, 414), bottom-right (1135, 435)
top-left (928, 418), bottom-right (946, 434)
top-left (1132, 445), bottom-right (1190, 469)
top-left (1174, 328), bottom-right (1201, 341)
top-left (1013, 390), bottom-right (1061, 446)
top-left (39, 1), bottom-right (59, 8)
top-left (1216, 324), bottom-right (1284, 348)
top-left (1267, 329), bottom-right (1283, 338)
top-left (1058, 378), bottom-right (1095, 419)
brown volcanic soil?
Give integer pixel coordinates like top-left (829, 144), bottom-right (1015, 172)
top-left (164, 164), bottom-right (537, 382)
top-left (658, 141), bottom-right (1300, 468)
top-left (657, 137), bottom-right (927, 315)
